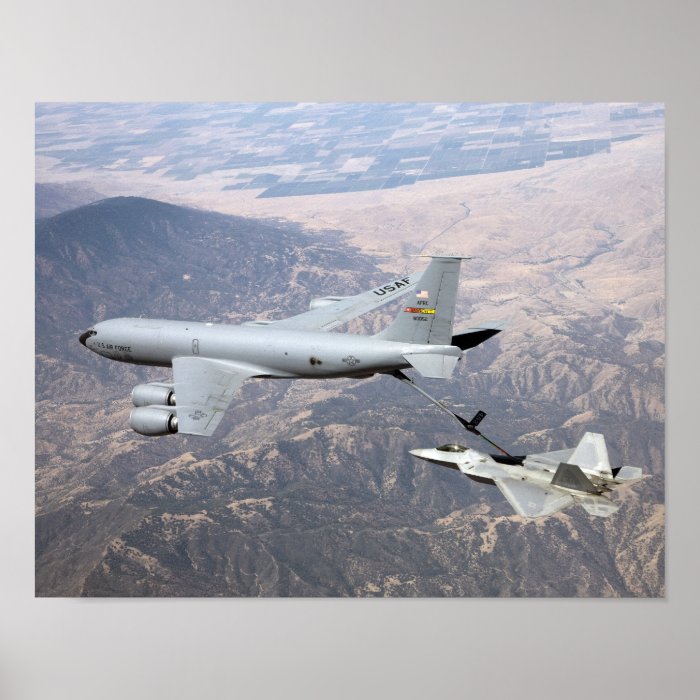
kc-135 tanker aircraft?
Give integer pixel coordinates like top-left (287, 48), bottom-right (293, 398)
top-left (80, 256), bottom-right (503, 437)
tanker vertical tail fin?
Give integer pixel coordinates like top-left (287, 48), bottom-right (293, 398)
top-left (376, 256), bottom-right (466, 345)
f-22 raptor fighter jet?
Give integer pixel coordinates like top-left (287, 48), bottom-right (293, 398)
top-left (80, 256), bottom-right (503, 437)
top-left (411, 426), bottom-right (644, 519)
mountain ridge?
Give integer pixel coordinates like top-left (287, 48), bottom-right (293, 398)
top-left (35, 195), bottom-right (664, 597)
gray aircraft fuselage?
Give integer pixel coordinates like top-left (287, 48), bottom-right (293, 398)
top-left (80, 317), bottom-right (462, 378)
top-left (77, 257), bottom-right (487, 437)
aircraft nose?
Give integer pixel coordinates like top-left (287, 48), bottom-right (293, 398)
top-left (79, 330), bottom-right (91, 347)
top-left (409, 449), bottom-right (430, 458)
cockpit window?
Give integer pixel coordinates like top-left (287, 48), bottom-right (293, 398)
top-left (437, 444), bottom-right (467, 452)
top-left (89, 330), bottom-right (97, 337)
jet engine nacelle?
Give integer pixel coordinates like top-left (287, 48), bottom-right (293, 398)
top-left (130, 406), bottom-right (178, 436)
top-left (131, 382), bottom-right (176, 407)
top-left (309, 295), bottom-right (349, 310)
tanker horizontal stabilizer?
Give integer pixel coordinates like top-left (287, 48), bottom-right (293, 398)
top-left (402, 352), bottom-right (460, 378)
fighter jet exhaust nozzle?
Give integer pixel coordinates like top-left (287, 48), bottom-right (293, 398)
top-left (131, 382), bottom-right (176, 407)
top-left (130, 406), bottom-right (179, 436)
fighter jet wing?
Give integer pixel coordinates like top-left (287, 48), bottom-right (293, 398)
top-left (494, 477), bottom-right (574, 518)
top-left (268, 271), bottom-right (419, 332)
top-left (172, 356), bottom-right (258, 436)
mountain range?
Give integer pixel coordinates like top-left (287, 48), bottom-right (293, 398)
top-left (35, 196), bottom-right (664, 596)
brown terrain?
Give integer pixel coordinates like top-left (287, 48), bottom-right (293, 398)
top-left (35, 129), bottom-right (664, 597)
